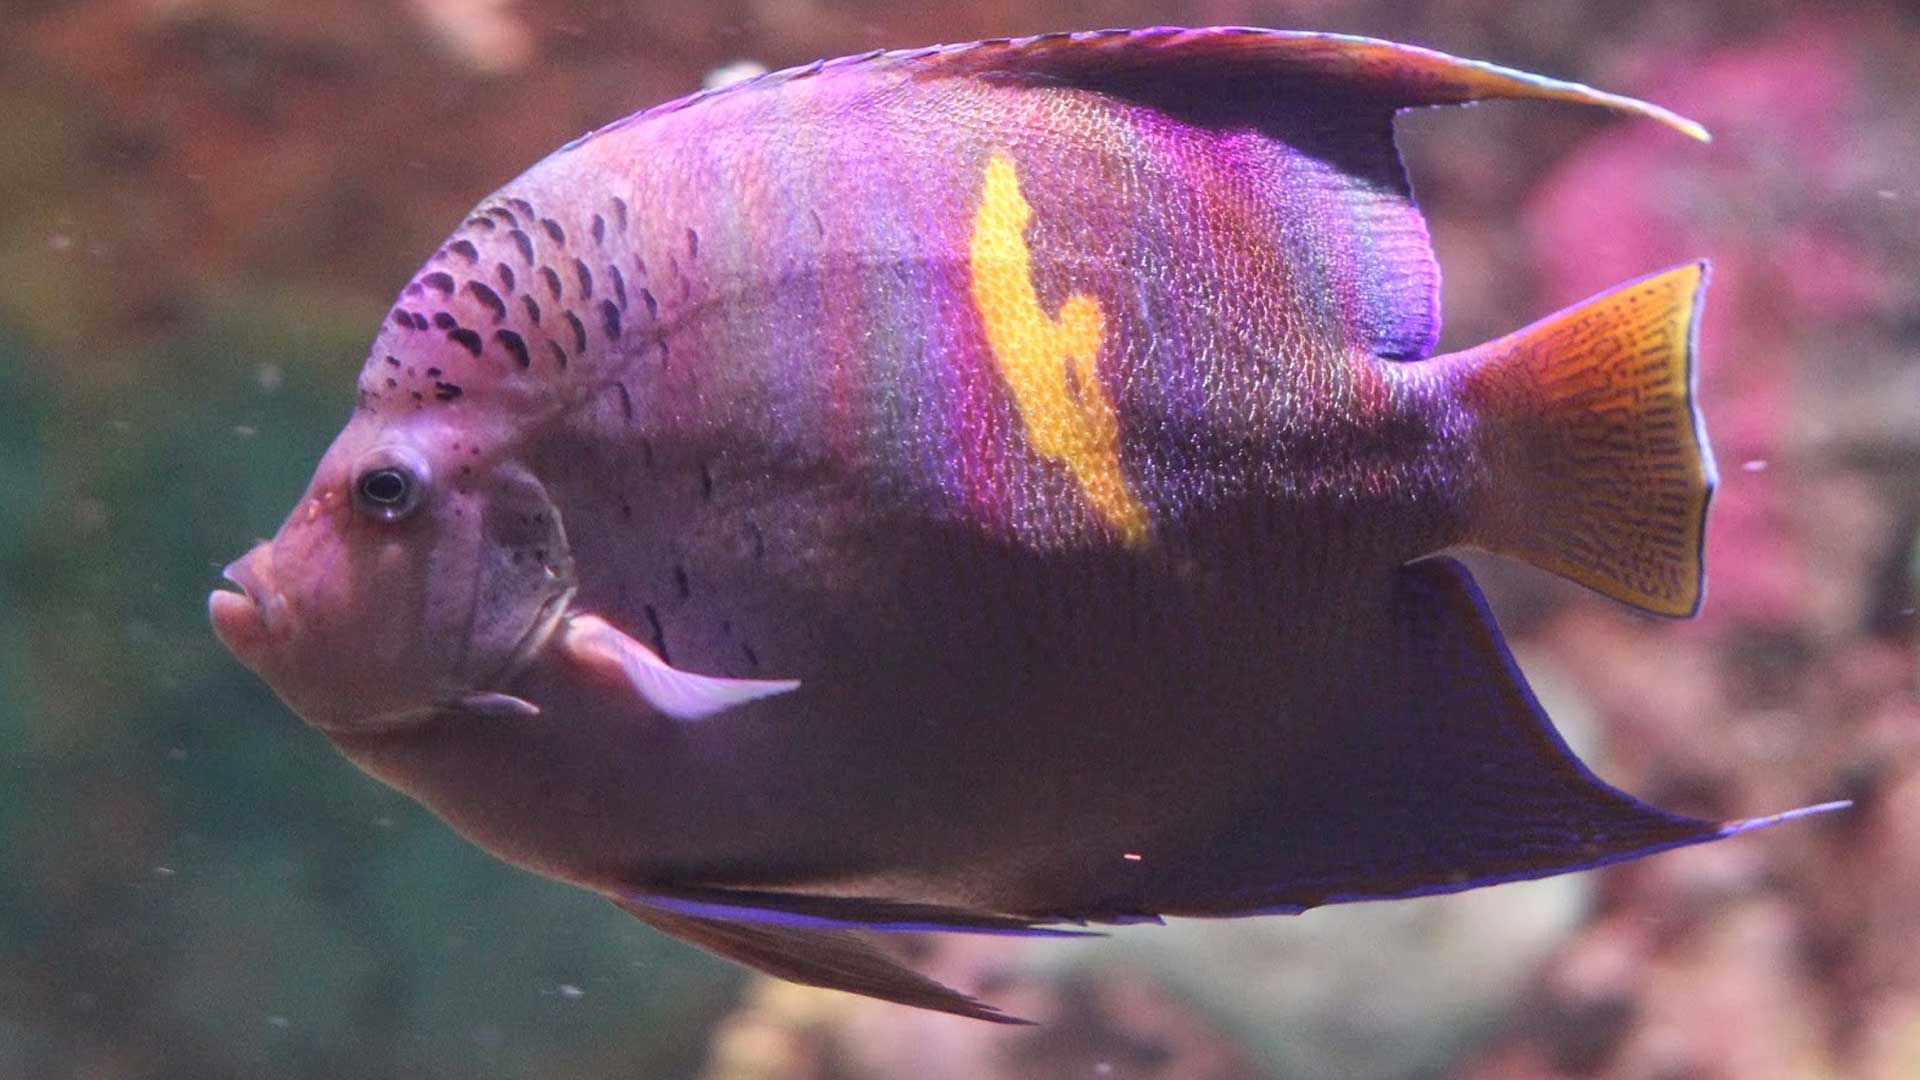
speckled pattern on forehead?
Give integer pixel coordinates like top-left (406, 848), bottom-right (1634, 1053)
top-left (358, 186), bottom-right (690, 415)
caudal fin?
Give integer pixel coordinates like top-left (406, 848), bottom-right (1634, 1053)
top-left (1460, 262), bottom-right (1715, 617)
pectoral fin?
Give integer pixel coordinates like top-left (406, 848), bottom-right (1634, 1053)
top-left (561, 614), bottom-right (799, 722)
top-left (614, 897), bottom-right (1032, 1024)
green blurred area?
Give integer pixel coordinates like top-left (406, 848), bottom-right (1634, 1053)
top-left (3, 3), bottom-right (1916, 1079)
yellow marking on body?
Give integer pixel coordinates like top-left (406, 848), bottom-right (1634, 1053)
top-left (967, 153), bottom-right (1149, 545)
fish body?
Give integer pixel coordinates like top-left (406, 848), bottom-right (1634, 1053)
top-left (210, 29), bottom-right (1839, 1022)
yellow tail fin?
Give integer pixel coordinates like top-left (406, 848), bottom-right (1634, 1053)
top-left (1462, 262), bottom-right (1715, 617)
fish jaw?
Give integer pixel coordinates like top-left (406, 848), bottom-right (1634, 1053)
top-left (209, 541), bottom-right (288, 671)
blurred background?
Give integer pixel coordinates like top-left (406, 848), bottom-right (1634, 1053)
top-left (3, 2), bottom-right (1916, 1077)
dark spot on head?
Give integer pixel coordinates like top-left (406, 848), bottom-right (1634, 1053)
top-left (686, 227), bottom-right (699, 259)
top-left (615, 381), bottom-right (633, 421)
top-left (508, 197), bottom-right (535, 219)
top-left (384, 354), bottom-right (402, 368)
top-left (573, 258), bottom-right (593, 299)
top-left (642, 605), bottom-right (669, 663)
top-left (563, 310), bottom-right (587, 354)
top-left (411, 390), bottom-right (424, 403)
top-left (495, 262), bottom-right (516, 292)
top-left (422, 271), bottom-right (456, 295)
top-left (548, 341), bottom-right (567, 369)
top-left (540, 218), bottom-right (565, 245)
top-left (671, 564), bottom-right (690, 602)
top-left (390, 309), bottom-right (414, 330)
top-left (488, 206), bottom-right (518, 226)
top-left (740, 641), bottom-right (759, 670)
top-left (410, 312), bottom-right (430, 330)
top-left (495, 329), bottom-right (530, 369)
top-left (747, 522), bottom-right (765, 561)
top-left (633, 254), bottom-right (648, 278)
top-left (385, 376), bottom-right (397, 389)
top-left (509, 229), bottom-right (534, 266)
top-left (591, 214), bottom-right (606, 245)
top-left (448, 239), bottom-right (479, 263)
top-left (467, 216), bottom-right (496, 232)
top-left (522, 295), bottom-right (541, 324)
top-left (404, 282), bottom-right (425, 299)
top-left (809, 208), bottom-right (825, 237)
top-left (425, 366), bottom-right (441, 377)
top-left (640, 287), bottom-right (657, 320)
top-left (608, 264), bottom-right (627, 309)
top-left (599, 300), bottom-right (621, 341)
top-left (433, 311), bottom-right (458, 330)
top-left (656, 334), bottom-right (669, 371)
top-left (540, 266), bottom-right (563, 300)
top-left (434, 381), bottom-right (463, 401)
top-left (446, 328), bottom-right (482, 356)
top-left (699, 461), bottom-right (713, 501)
top-left (610, 196), bottom-right (628, 232)
top-left (464, 280), bottom-right (507, 322)
top-left (620, 499), bottom-right (633, 520)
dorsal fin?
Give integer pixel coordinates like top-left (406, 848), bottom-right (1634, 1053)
top-left (598, 27), bottom-right (1706, 142)
top-left (904, 28), bottom-right (1707, 139)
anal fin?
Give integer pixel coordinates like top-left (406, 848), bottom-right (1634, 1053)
top-left (629, 883), bottom-right (1098, 936)
top-left (615, 897), bottom-right (1032, 1024)
top-left (1166, 559), bottom-right (1840, 915)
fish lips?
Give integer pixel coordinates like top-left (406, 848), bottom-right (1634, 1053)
top-left (209, 542), bottom-right (288, 664)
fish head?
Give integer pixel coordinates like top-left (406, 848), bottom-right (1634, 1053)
top-left (210, 402), bottom-right (575, 733)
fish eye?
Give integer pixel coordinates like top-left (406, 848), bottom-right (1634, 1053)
top-left (351, 448), bottom-right (431, 522)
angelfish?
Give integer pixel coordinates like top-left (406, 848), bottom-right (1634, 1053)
top-left (209, 28), bottom-right (1843, 1023)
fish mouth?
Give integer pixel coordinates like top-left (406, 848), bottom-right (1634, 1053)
top-left (208, 543), bottom-right (287, 659)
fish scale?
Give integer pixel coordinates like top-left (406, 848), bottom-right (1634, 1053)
top-left (211, 27), bottom-right (1844, 1024)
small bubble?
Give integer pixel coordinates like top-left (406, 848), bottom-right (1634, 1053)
top-left (254, 364), bottom-right (285, 394)
top-left (1094, 1065), bottom-right (1114, 1077)
top-left (371, 816), bottom-right (395, 829)
top-left (48, 232), bottom-right (72, 252)
top-left (559, 984), bottom-right (584, 999)
top-left (1876, 189), bottom-right (1899, 199)
top-left (1741, 459), bottom-right (1769, 472)
top-left (153, 866), bottom-right (175, 877)
top-left (266, 1014), bottom-right (290, 1029)
top-left (1122, 851), bottom-right (1143, 861)
top-left (232, 424), bottom-right (258, 438)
